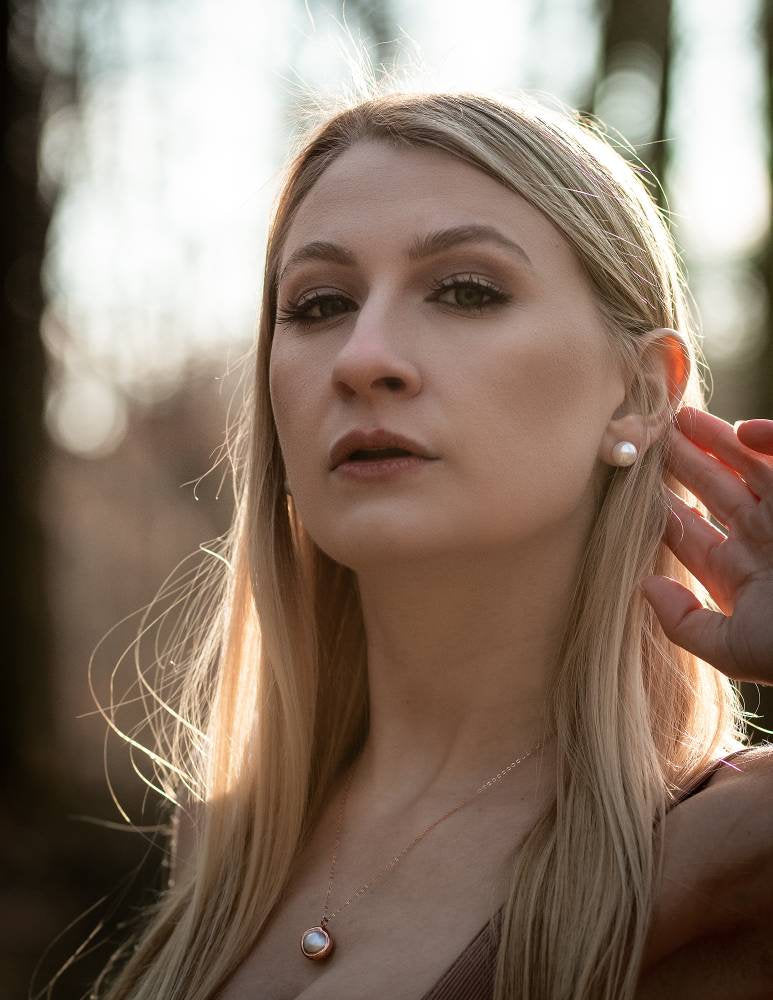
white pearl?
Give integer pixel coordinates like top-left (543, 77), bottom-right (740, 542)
top-left (612, 441), bottom-right (638, 466)
top-left (302, 929), bottom-right (327, 953)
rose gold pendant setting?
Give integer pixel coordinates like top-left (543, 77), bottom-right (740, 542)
top-left (300, 924), bottom-right (335, 960)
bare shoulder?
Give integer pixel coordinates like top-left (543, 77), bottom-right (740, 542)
top-left (696, 744), bottom-right (773, 869)
top-left (637, 745), bottom-right (773, 998)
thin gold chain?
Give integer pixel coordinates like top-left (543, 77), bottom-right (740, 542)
top-left (320, 734), bottom-right (552, 927)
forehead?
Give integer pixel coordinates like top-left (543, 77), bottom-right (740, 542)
top-left (281, 140), bottom-right (581, 278)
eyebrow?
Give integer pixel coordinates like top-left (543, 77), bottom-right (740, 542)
top-left (276, 223), bottom-right (534, 287)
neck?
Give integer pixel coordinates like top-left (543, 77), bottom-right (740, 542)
top-left (348, 532), bottom-right (577, 822)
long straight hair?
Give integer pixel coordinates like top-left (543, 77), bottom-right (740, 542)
top-left (89, 86), bottom-right (748, 1000)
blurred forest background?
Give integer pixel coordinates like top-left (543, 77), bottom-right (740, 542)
top-left (3, 0), bottom-right (773, 996)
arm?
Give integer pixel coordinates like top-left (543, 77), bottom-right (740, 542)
top-left (636, 919), bottom-right (773, 1000)
top-left (637, 746), bottom-right (773, 998)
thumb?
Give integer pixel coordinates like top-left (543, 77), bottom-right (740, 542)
top-left (639, 575), bottom-right (730, 672)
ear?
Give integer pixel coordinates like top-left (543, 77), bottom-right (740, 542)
top-left (601, 327), bottom-right (691, 465)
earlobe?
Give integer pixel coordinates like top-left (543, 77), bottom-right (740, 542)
top-left (602, 412), bottom-right (646, 468)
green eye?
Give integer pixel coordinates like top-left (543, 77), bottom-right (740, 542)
top-left (276, 293), bottom-right (355, 327)
top-left (429, 274), bottom-right (512, 313)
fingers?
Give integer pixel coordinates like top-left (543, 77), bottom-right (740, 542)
top-left (667, 409), bottom-right (767, 526)
top-left (674, 408), bottom-right (771, 498)
top-left (735, 418), bottom-right (773, 456)
top-left (639, 574), bottom-right (736, 677)
top-left (662, 489), bottom-right (733, 615)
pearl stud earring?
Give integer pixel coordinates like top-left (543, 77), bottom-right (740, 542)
top-left (611, 441), bottom-right (638, 467)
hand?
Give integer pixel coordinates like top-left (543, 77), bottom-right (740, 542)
top-left (640, 406), bottom-right (773, 686)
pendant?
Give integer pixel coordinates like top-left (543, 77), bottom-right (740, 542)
top-left (300, 924), bottom-right (335, 960)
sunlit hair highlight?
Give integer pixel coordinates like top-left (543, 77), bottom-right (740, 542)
top-left (80, 82), bottom-right (749, 1000)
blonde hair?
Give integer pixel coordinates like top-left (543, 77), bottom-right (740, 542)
top-left (86, 85), bottom-right (748, 1000)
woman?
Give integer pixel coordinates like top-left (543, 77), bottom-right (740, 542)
top-left (92, 88), bottom-right (773, 1000)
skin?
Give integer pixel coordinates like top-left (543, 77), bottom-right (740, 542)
top-left (643, 408), bottom-right (773, 686)
top-left (268, 138), bottom-right (688, 830)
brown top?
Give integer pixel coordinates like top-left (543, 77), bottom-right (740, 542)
top-left (418, 747), bottom-right (754, 1000)
top-left (418, 906), bottom-right (501, 1000)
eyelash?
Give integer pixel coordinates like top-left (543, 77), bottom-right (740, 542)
top-left (275, 274), bottom-right (513, 328)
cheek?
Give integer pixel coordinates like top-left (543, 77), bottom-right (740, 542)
top-left (268, 358), bottom-right (289, 432)
top-left (461, 331), bottom-right (607, 511)
top-left (269, 345), bottom-right (314, 441)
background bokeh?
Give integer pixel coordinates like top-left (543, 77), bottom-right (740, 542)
top-left (4, 0), bottom-right (773, 996)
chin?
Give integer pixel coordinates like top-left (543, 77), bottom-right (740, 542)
top-left (318, 522), bottom-right (480, 573)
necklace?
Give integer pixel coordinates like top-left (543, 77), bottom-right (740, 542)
top-left (300, 733), bottom-right (552, 960)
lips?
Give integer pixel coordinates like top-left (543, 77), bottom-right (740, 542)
top-left (329, 428), bottom-right (437, 470)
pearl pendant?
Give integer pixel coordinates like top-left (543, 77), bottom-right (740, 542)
top-left (300, 924), bottom-right (335, 960)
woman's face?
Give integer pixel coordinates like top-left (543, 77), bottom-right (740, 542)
top-left (269, 140), bottom-right (627, 569)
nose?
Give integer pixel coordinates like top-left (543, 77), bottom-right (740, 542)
top-left (330, 295), bottom-right (422, 401)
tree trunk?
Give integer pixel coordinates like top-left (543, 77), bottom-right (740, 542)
top-left (596, 0), bottom-right (673, 207)
top-left (1, 0), bottom-right (55, 797)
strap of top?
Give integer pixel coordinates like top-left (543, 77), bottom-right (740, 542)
top-left (676, 745), bottom-right (755, 805)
